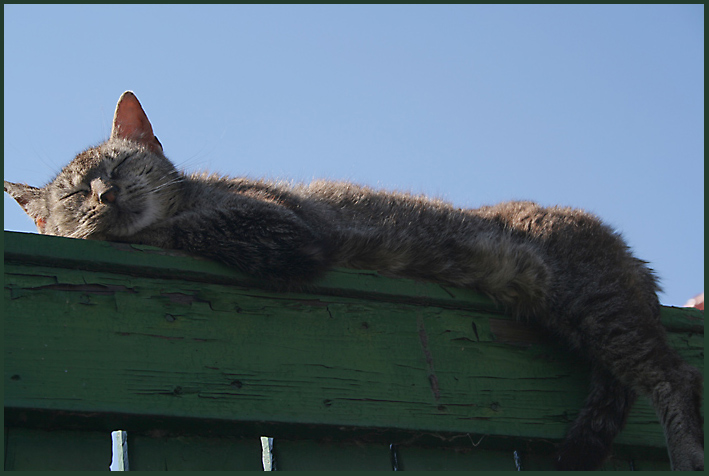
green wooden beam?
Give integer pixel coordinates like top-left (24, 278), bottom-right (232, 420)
top-left (3, 231), bottom-right (704, 464)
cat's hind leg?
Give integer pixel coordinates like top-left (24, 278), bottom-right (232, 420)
top-left (577, 307), bottom-right (704, 471)
top-left (648, 357), bottom-right (704, 471)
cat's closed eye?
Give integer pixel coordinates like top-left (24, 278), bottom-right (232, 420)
top-left (110, 156), bottom-right (131, 175)
top-left (61, 188), bottom-right (89, 200)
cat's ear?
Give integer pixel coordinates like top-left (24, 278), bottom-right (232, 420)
top-left (111, 91), bottom-right (163, 153)
top-left (4, 181), bottom-right (49, 233)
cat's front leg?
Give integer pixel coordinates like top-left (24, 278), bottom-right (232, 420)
top-left (122, 205), bottom-right (333, 288)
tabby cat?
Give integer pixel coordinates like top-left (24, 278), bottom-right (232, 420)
top-left (4, 91), bottom-right (703, 470)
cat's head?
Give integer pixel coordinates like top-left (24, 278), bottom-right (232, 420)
top-left (4, 91), bottom-right (183, 240)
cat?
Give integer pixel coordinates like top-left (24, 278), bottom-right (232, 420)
top-left (5, 91), bottom-right (703, 470)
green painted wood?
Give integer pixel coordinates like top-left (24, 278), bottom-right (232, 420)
top-left (4, 428), bottom-right (111, 471)
top-left (127, 434), bottom-right (263, 470)
top-left (395, 444), bottom-right (527, 471)
top-left (3, 230), bottom-right (704, 468)
top-left (393, 442), bottom-right (673, 471)
top-left (273, 439), bottom-right (393, 470)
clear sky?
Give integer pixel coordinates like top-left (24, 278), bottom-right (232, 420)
top-left (4, 4), bottom-right (704, 306)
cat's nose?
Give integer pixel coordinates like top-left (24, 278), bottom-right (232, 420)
top-left (91, 178), bottom-right (118, 204)
top-left (99, 186), bottom-right (118, 204)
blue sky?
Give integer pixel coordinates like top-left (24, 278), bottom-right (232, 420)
top-left (4, 4), bottom-right (703, 306)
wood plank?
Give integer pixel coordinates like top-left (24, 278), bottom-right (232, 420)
top-left (4, 427), bottom-right (111, 471)
top-left (127, 433), bottom-right (263, 470)
top-left (3, 230), bottom-right (498, 311)
top-left (395, 443), bottom-right (520, 471)
top-left (272, 439), bottom-right (392, 470)
top-left (3, 230), bottom-right (704, 462)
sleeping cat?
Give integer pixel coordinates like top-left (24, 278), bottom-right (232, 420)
top-left (5, 91), bottom-right (703, 470)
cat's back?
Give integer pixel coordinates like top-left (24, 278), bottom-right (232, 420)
top-left (473, 200), bottom-right (639, 273)
top-left (476, 201), bottom-right (660, 318)
top-left (184, 173), bottom-right (467, 229)
top-left (186, 173), bottom-right (622, 253)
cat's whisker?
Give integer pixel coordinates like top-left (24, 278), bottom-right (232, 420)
top-left (150, 178), bottom-right (184, 194)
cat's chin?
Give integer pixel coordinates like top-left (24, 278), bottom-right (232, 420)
top-left (101, 197), bottom-right (165, 239)
top-left (104, 221), bottom-right (154, 240)
top-left (77, 215), bottom-right (156, 242)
